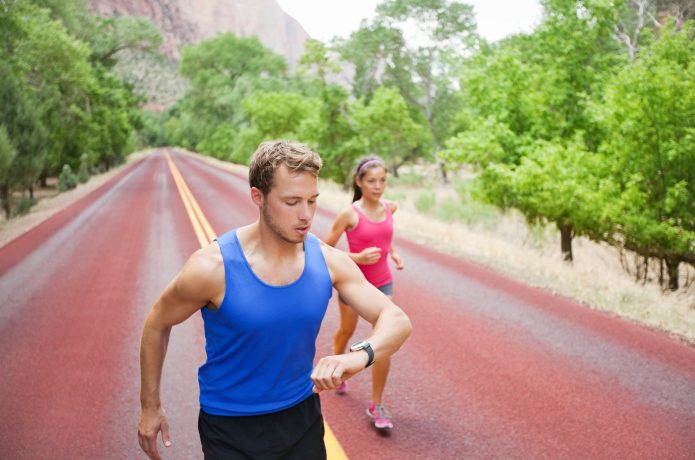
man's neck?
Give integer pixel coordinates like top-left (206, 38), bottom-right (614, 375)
top-left (241, 221), bottom-right (303, 260)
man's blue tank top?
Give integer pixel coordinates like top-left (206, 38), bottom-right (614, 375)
top-left (198, 230), bottom-right (333, 416)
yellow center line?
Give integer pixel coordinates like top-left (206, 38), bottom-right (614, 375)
top-left (164, 151), bottom-right (349, 460)
top-left (165, 152), bottom-right (209, 248)
top-left (165, 152), bottom-right (216, 243)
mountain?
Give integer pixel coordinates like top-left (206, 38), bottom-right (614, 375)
top-left (87, 0), bottom-right (311, 106)
top-left (88, 0), bottom-right (310, 65)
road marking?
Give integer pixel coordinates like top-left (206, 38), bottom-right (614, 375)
top-left (165, 152), bottom-right (216, 245)
top-left (165, 151), bottom-right (349, 459)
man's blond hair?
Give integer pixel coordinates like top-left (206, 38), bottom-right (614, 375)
top-left (249, 141), bottom-right (322, 195)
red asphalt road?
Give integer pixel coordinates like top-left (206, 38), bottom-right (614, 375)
top-left (1, 149), bottom-right (694, 459)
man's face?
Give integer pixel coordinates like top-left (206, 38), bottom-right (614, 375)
top-left (255, 165), bottom-right (319, 244)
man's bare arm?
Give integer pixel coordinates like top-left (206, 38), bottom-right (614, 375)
top-left (311, 244), bottom-right (411, 391)
top-left (138, 244), bottom-right (223, 460)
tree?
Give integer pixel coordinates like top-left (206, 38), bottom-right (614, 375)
top-left (89, 16), bottom-right (162, 66)
top-left (170, 33), bottom-right (288, 155)
top-left (351, 86), bottom-right (430, 175)
top-left (0, 59), bottom-right (47, 201)
top-left (0, 126), bottom-right (18, 218)
top-left (231, 91), bottom-right (320, 163)
top-left (337, 0), bottom-right (478, 172)
top-left (596, 20), bottom-right (695, 290)
top-left (297, 39), bottom-right (362, 184)
top-left (443, 0), bottom-right (624, 261)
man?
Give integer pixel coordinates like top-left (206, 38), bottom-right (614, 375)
top-left (138, 141), bottom-right (412, 460)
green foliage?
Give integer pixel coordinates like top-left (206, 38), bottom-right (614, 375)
top-left (414, 191), bottom-right (436, 213)
top-left (0, 0), bottom-right (147, 197)
top-left (351, 86), bottom-right (430, 170)
top-left (297, 39), bottom-right (342, 82)
top-left (89, 16), bottom-right (162, 66)
top-left (14, 195), bottom-right (37, 216)
top-left (77, 153), bottom-right (90, 183)
top-left (0, 126), bottom-right (17, 186)
top-left (226, 90), bottom-right (321, 163)
top-left (436, 197), bottom-right (500, 227)
top-left (384, 189), bottom-right (407, 203)
top-left (172, 33), bottom-right (289, 157)
top-left (297, 84), bottom-right (362, 185)
top-left (595, 20), bottom-right (695, 288)
top-left (338, 0), bottom-right (477, 160)
top-left (441, 0), bottom-right (624, 261)
top-left (58, 164), bottom-right (78, 191)
top-left (391, 171), bottom-right (428, 187)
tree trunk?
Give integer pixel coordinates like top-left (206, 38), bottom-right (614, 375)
top-left (665, 257), bottom-right (680, 291)
top-left (439, 161), bottom-right (448, 184)
top-left (560, 224), bottom-right (573, 262)
top-left (0, 185), bottom-right (10, 219)
top-left (659, 259), bottom-right (664, 287)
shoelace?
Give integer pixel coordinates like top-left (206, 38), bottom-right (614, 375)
top-left (374, 404), bottom-right (391, 419)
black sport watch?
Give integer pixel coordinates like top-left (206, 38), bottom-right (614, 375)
top-left (349, 340), bottom-right (375, 368)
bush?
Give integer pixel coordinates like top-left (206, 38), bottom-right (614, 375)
top-left (414, 192), bottom-right (436, 213)
top-left (77, 153), bottom-right (90, 184)
top-left (14, 196), bottom-right (37, 216)
top-left (436, 197), bottom-right (501, 227)
top-left (58, 164), bottom-right (78, 191)
top-left (384, 190), bottom-right (406, 203)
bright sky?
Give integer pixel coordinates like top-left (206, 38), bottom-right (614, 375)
top-left (276, 0), bottom-right (543, 43)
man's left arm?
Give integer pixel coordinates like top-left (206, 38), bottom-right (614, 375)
top-left (311, 245), bottom-right (412, 392)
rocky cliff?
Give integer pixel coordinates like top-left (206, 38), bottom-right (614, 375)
top-left (88, 0), bottom-right (309, 67)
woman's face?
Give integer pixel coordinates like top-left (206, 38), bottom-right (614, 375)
top-left (357, 166), bottom-right (388, 201)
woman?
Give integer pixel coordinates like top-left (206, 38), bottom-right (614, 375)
top-left (324, 156), bottom-right (404, 430)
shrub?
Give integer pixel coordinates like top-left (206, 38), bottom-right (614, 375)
top-left (58, 164), bottom-right (78, 191)
top-left (414, 192), bottom-right (436, 213)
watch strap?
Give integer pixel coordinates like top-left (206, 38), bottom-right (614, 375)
top-left (351, 341), bottom-right (374, 368)
top-left (363, 343), bottom-right (375, 368)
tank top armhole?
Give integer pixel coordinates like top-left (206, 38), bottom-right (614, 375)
top-left (345, 204), bottom-right (362, 233)
top-left (307, 234), bottom-right (334, 295)
top-left (382, 199), bottom-right (394, 219)
top-left (208, 231), bottom-right (237, 313)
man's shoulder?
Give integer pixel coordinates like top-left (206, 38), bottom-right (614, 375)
top-left (317, 239), bottom-right (352, 270)
top-left (182, 243), bottom-right (224, 284)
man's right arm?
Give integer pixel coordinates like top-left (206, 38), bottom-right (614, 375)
top-left (138, 244), bottom-right (223, 460)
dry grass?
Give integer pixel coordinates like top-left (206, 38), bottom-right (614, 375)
top-left (317, 175), bottom-right (695, 345)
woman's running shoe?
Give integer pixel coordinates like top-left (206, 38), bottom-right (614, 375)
top-left (366, 402), bottom-right (393, 430)
top-left (336, 381), bottom-right (348, 395)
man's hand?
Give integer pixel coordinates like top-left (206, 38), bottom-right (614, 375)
top-left (354, 247), bottom-right (381, 265)
top-left (311, 351), bottom-right (370, 393)
top-left (138, 407), bottom-right (171, 460)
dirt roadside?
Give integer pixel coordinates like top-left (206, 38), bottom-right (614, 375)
top-left (0, 151), bottom-right (148, 249)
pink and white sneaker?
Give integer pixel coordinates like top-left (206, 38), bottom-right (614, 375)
top-left (336, 381), bottom-right (348, 395)
top-left (366, 402), bottom-right (393, 430)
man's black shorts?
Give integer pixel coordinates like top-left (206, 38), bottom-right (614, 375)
top-left (198, 394), bottom-right (327, 460)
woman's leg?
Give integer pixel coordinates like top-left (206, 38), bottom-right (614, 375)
top-left (370, 356), bottom-right (391, 404)
top-left (370, 293), bottom-right (392, 404)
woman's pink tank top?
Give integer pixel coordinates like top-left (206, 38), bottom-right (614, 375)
top-left (345, 201), bottom-right (394, 288)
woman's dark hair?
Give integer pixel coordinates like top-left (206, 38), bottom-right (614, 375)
top-left (351, 156), bottom-right (387, 202)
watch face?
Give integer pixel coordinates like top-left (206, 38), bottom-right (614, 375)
top-left (350, 340), bottom-right (368, 352)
